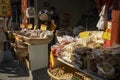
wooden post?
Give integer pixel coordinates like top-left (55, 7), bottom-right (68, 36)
top-left (22, 0), bottom-right (28, 27)
top-left (111, 0), bottom-right (120, 46)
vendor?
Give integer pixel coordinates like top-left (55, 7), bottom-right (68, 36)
top-left (38, 9), bottom-right (57, 67)
top-left (48, 7), bottom-right (60, 30)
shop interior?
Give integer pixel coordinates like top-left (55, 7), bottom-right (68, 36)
top-left (0, 0), bottom-right (120, 80)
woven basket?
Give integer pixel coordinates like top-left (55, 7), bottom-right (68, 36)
top-left (47, 63), bottom-right (74, 80)
top-left (15, 44), bottom-right (28, 57)
top-left (23, 36), bottom-right (53, 45)
top-left (47, 69), bottom-right (72, 80)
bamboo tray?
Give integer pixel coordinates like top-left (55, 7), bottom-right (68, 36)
top-left (23, 36), bottom-right (53, 45)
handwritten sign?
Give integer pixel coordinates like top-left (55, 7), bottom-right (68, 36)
top-left (0, 0), bottom-right (12, 17)
top-left (40, 24), bottom-right (47, 31)
top-left (103, 32), bottom-right (111, 40)
top-left (79, 31), bottom-right (90, 38)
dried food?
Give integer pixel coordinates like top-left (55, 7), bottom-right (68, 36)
top-left (97, 62), bottom-right (115, 79)
top-left (50, 66), bottom-right (73, 79)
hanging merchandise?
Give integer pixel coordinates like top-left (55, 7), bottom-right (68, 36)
top-left (0, 0), bottom-right (12, 17)
top-left (26, 7), bottom-right (35, 18)
top-left (38, 9), bottom-right (51, 22)
top-left (96, 5), bottom-right (107, 30)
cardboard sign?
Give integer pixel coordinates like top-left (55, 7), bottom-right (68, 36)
top-left (27, 24), bottom-right (32, 29)
top-left (20, 24), bottom-right (25, 29)
top-left (103, 32), bottom-right (111, 40)
top-left (79, 31), bottom-right (90, 38)
top-left (103, 22), bottom-right (111, 40)
top-left (40, 24), bottom-right (47, 31)
top-left (34, 25), bottom-right (37, 30)
top-left (0, 0), bottom-right (12, 17)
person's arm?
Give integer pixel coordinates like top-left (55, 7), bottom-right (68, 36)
top-left (50, 20), bottom-right (57, 32)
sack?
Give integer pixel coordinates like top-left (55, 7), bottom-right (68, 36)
top-left (26, 7), bottom-right (35, 18)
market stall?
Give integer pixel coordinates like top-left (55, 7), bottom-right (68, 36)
top-left (47, 0), bottom-right (120, 79)
top-left (10, 29), bottom-right (53, 71)
top-left (48, 30), bottom-right (120, 80)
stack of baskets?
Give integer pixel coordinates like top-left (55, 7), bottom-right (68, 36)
top-left (15, 44), bottom-right (28, 58)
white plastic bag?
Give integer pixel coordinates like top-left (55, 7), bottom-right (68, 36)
top-left (97, 5), bottom-right (106, 30)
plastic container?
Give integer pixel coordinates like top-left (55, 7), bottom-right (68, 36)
top-left (97, 62), bottom-right (115, 79)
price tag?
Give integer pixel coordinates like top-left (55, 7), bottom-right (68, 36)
top-left (79, 31), bottom-right (90, 38)
top-left (40, 24), bottom-right (47, 30)
top-left (34, 25), bottom-right (37, 30)
top-left (103, 32), bottom-right (111, 40)
top-left (20, 24), bottom-right (25, 29)
top-left (27, 24), bottom-right (32, 29)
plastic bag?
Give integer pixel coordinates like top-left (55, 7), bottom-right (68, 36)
top-left (26, 7), bottom-right (35, 18)
top-left (97, 5), bottom-right (106, 30)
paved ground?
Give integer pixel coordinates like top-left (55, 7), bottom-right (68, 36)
top-left (32, 67), bottom-right (50, 80)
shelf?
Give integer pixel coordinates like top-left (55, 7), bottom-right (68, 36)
top-left (57, 57), bottom-right (105, 80)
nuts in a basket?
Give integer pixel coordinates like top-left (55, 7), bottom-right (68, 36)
top-left (50, 66), bottom-right (73, 79)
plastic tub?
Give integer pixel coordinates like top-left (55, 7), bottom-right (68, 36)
top-left (97, 62), bottom-right (115, 79)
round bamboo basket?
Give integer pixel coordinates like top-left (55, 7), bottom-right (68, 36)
top-left (47, 69), bottom-right (72, 80)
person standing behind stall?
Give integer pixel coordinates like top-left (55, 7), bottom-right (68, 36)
top-left (49, 7), bottom-right (60, 30)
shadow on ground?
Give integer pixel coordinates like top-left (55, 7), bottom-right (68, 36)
top-left (32, 67), bottom-right (50, 80)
